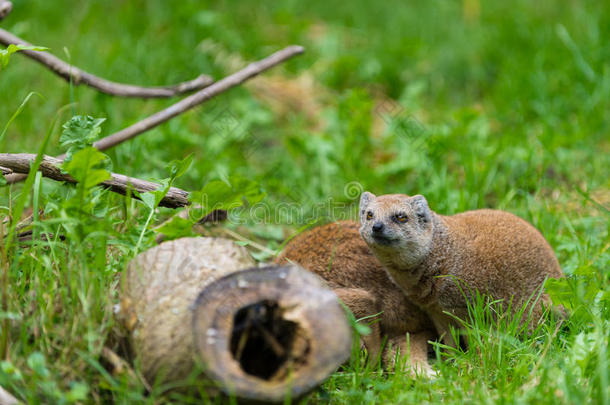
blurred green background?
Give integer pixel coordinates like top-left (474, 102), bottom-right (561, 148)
top-left (2, 0), bottom-right (607, 211)
top-left (0, 0), bottom-right (608, 403)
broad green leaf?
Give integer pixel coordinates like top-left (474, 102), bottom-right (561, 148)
top-left (545, 277), bottom-right (574, 310)
top-left (63, 147), bottom-right (111, 189)
top-left (251, 249), bottom-right (275, 262)
top-left (0, 360), bottom-right (23, 380)
top-left (189, 175), bottom-right (265, 217)
top-left (60, 115), bottom-right (106, 162)
top-left (66, 382), bottom-right (89, 402)
top-left (138, 178), bottom-right (170, 210)
top-left (139, 192), bottom-right (157, 210)
top-left (26, 352), bottom-right (49, 377)
top-left (354, 322), bottom-right (372, 336)
top-left (154, 216), bottom-right (196, 241)
top-left (0, 311), bottom-right (21, 320)
top-left (167, 154), bottom-right (193, 181)
top-left (189, 179), bottom-right (240, 211)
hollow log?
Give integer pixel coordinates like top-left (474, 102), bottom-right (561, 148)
top-left (120, 237), bottom-right (351, 403)
top-left (0, 385), bottom-right (18, 405)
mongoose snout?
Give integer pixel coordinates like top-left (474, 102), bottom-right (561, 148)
top-left (372, 222), bottom-right (384, 232)
top-left (358, 191), bottom-right (564, 348)
top-left (371, 222), bottom-right (399, 245)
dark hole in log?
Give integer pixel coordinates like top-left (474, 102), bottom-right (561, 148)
top-left (230, 300), bottom-right (299, 380)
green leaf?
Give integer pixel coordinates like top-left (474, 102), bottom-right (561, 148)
top-left (251, 249), bottom-right (275, 262)
top-left (138, 178), bottom-right (171, 209)
top-left (189, 179), bottom-right (239, 211)
top-left (139, 192), bottom-right (157, 210)
top-left (154, 216), bottom-right (196, 241)
top-left (0, 311), bottom-right (21, 320)
top-left (59, 115), bottom-right (106, 162)
top-left (354, 322), bottom-right (372, 336)
top-left (545, 277), bottom-right (574, 310)
top-left (0, 174), bottom-right (6, 186)
top-left (26, 352), bottom-right (49, 377)
top-left (167, 154), bottom-right (193, 181)
top-left (63, 147), bottom-right (111, 189)
top-left (0, 44), bottom-right (48, 68)
top-left (189, 175), bottom-right (265, 218)
top-left (66, 382), bottom-right (89, 402)
top-left (1, 360), bottom-right (23, 381)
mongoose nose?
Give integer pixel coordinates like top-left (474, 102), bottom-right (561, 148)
top-left (372, 222), bottom-right (384, 233)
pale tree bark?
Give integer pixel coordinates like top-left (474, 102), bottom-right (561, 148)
top-left (0, 153), bottom-right (189, 208)
top-left (0, 385), bottom-right (18, 405)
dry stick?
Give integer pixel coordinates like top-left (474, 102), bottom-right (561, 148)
top-left (4, 45), bottom-right (305, 185)
top-left (92, 45), bottom-right (305, 151)
top-left (221, 227), bottom-right (276, 256)
top-left (0, 28), bottom-right (214, 97)
top-left (101, 346), bottom-right (151, 391)
top-left (0, 154), bottom-right (189, 208)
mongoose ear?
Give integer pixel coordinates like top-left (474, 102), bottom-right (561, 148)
top-left (359, 191), bottom-right (375, 213)
top-left (411, 195), bottom-right (431, 223)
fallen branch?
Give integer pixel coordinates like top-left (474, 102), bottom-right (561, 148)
top-left (0, 153), bottom-right (189, 208)
top-left (4, 45), bottom-right (305, 185)
top-left (0, 28), bottom-right (214, 97)
top-left (1, 153), bottom-right (229, 226)
top-left (1, 165), bottom-right (11, 175)
top-left (0, 1), bottom-right (11, 22)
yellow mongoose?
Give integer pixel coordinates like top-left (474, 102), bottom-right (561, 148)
top-left (358, 192), bottom-right (564, 346)
top-left (275, 221), bottom-right (436, 374)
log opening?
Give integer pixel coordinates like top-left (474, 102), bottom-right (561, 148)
top-left (230, 300), bottom-right (309, 380)
top-left (192, 264), bottom-right (351, 402)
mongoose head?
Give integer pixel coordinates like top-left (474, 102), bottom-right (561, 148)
top-left (358, 192), bottom-right (434, 270)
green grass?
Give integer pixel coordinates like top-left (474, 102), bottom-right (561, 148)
top-left (1, 0), bottom-right (608, 403)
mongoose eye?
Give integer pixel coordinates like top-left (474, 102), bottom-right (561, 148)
top-left (394, 213), bottom-right (408, 223)
top-left (366, 211), bottom-right (374, 220)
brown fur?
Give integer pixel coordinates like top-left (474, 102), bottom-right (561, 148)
top-left (359, 192), bottom-right (564, 347)
top-left (275, 221), bottom-right (436, 374)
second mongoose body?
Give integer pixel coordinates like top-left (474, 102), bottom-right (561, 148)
top-left (276, 221), bottom-right (436, 373)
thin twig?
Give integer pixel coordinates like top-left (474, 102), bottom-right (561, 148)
top-left (92, 45), bottom-right (305, 151)
top-left (101, 346), bottom-right (151, 391)
top-left (255, 323), bottom-right (287, 358)
top-left (0, 28), bottom-right (214, 97)
top-left (0, 166), bottom-right (12, 175)
top-left (221, 228), bottom-right (277, 256)
top-left (0, 153), bottom-right (189, 208)
top-left (0, 1), bottom-right (12, 22)
top-left (3, 45), bottom-right (305, 185)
